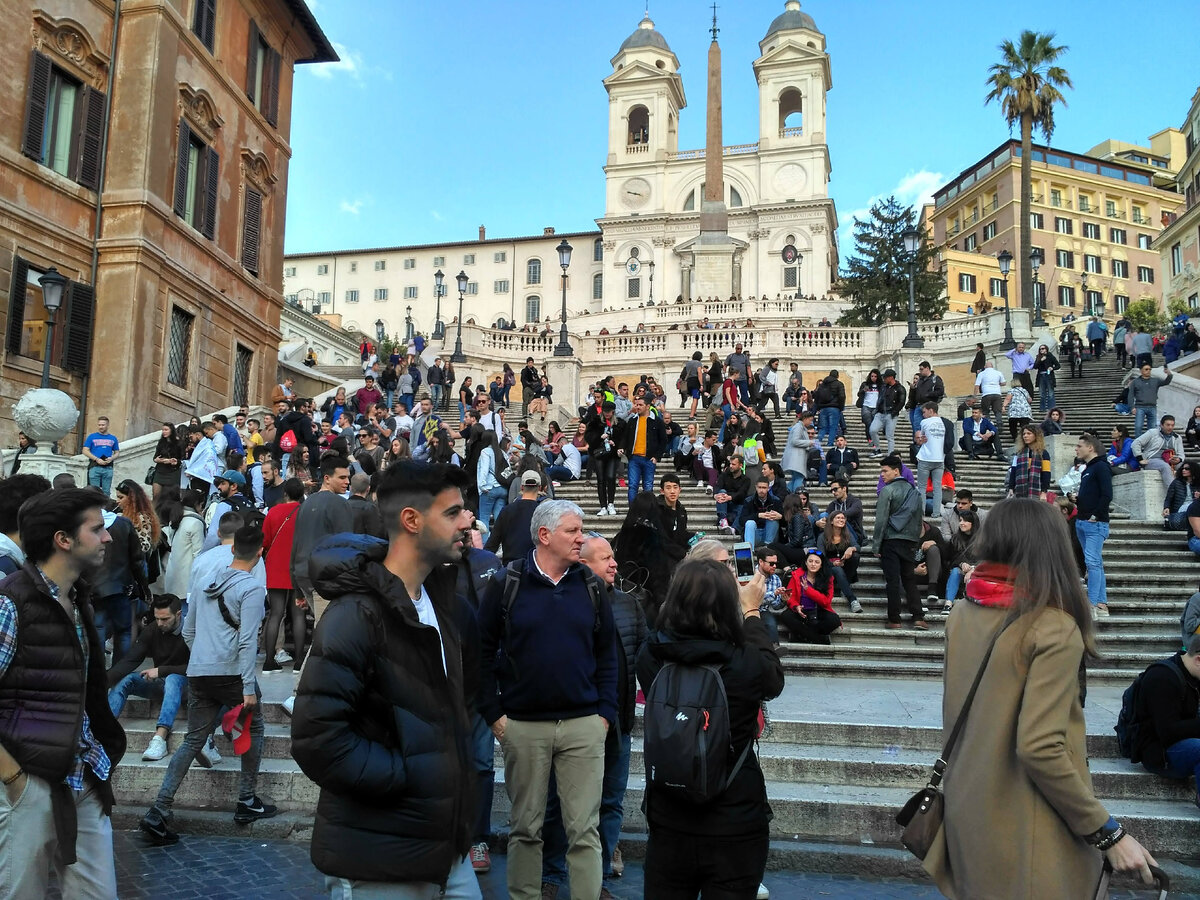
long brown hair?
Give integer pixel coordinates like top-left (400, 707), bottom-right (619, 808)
top-left (1020, 423), bottom-right (1046, 454)
top-left (972, 498), bottom-right (1097, 658)
top-left (657, 558), bottom-right (744, 645)
top-left (115, 479), bottom-right (161, 545)
top-left (823, 511), bottom-right (851, 550)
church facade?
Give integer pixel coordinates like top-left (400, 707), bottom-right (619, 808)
top-left (282, 1), bottom-right (839, 341)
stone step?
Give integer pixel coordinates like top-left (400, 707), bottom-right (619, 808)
top-left (779, 655), bottom-right (1157, 685)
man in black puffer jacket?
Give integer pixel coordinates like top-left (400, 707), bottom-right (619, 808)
top-left (290, 462), bottom-right (480, 895)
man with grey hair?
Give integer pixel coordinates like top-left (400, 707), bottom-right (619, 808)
top-left (477, 499), bottom-right (618, 900)
top-left (346, 472), bottom-right (385, 539)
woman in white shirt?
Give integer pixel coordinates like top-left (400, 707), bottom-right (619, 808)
top-left (476, 430), bottom-right (508, 533)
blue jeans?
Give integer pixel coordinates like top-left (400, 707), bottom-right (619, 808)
top-left (478, 485), bottom-right (508, 529)
top-left (87, 464), bottom-right (114, 496)
top-left (909, 408), bottom-right (924, 436)
top-left (817, 408), bottom-right (839, 446)
top-left (744, 519), bottom-right (779, 547)
top-left (1146, 738), bottom-right (1200, 800)
top-left (1075, 519), bottom-right (1110, 606)
top-left (108, 672), bottom-right (187, 732)
top-left (1134, 406), bottom-right (1157, 438)
top-left (401, 394), bottom-right (415, 416)
top-left (627, 456), bottom-right (656, 504)
top-left (1188, 535), bottom-right (1200, 556)
top-left (458, 400), bottom-right (466, 421)
top-left (759, 610), bottom-right (780, 643)
top-left (1114, 403), bottom-right (1132, 415)
top-left (1038, 375), bottom-right (1056, 412)
top-left (946, 568), bottom-right (964, 603)
top-left (94, 593), bottom-right (133, 660)
top-left (546, 465), bottom-right (575, 483)
top-left (430, 383), bottom-right (443, 408)
top-left (471, 714), bottom-right (495, 845)
top-left (785, 470), bottom-right (805, 492)
top-left (718, 404), bottom-right (732, 443)
top-left (830, 564), bottom-right (858, 605)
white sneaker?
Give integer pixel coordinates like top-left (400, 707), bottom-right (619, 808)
top-left (274, 649), bottom-right (293, 665)
top-left (194, 736), bottom-right (221, 768)
top-left (142, 734), bottom-right (168, 761)
top-left (597, 507), bottom-right (609, 517)
top-left (607, 503), bottom-right (616, 515)
top-left (282, 695), bottom-right (295, 717)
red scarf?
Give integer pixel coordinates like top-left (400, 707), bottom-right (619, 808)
top-left (964, 562), bottom-right (1016, 609)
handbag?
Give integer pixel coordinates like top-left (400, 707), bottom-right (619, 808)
top-left (145, 464), bottom-right (157, 485)
top-left (1094, 860), bottom-right (1169, 899)
top-left (895, 618), bottom-right (1014, 860)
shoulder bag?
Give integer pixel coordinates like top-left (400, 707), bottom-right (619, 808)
top-left (895, 618), bottom-right (1014, 860)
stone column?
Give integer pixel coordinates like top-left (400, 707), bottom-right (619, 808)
top-left (544, 356), bottom-right (584, 422)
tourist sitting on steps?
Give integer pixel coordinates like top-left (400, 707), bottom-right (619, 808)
top-left (780, 549), bottom-right (843, 644)
top-left (1130, 633), bottom-right (1200, 811)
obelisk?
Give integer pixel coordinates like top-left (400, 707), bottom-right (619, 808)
top-left (693, 4), bottom-right (736, 297)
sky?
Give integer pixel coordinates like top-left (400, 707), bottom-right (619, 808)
top-left (285, 0), bottom-right (1199, 263)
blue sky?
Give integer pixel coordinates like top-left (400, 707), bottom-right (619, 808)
top-left (285, 0), bottom-right (1199, 261)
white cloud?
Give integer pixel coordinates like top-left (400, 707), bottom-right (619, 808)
top-left (340, 199), bottom-right (364, 215)
top-left (430, 210), bottom-right (444, 222)
top-left (838, 169), bottom-right (944, 257)
top-left (311, 42), bottom-right (365, 80)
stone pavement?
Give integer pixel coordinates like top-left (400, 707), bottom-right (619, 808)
top-left (44, 830), bottom-right (1188, 899)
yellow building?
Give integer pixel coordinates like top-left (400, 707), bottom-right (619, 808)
top-left (925, 136), bottom-right (1184, 326)
top-left (1156, 87), bottom-right (1200, 311)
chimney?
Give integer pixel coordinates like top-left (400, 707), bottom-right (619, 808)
top-left (479, 225), bottom-right (486, 241)
top-left (544, 227), bottom-right (555, 235)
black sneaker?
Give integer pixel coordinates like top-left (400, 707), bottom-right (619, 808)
top-left (139, 809), bottom-right (179, 846)
top-left (234, 795), bottom-right (279, 825)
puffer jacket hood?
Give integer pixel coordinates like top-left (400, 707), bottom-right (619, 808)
top-left (309, 533), bottom-right (390, 601)
top-left (646, 630), bottom-right (735, 668)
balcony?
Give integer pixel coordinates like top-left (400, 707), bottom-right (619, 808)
top-left (1107, 208), bottom-right (1125, 220)
top-left (1132, 212), bottom-right (1148, 224)
top-left (1050, 197), bottom-right (1072, 209)
top-left (626, 143), bottom-right (649, 154)
top-left (946, 222), bottom-right (961, 237)
top-left (778, 126), bottom-right (803, 139)
top-left (666, 142), bottom-right (760, 161)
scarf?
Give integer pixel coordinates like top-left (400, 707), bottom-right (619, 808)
top-left (964, 561), bottom-right (1015, 608)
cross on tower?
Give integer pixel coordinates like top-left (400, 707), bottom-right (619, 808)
top-left (710, 2), bottom-right (719, 40)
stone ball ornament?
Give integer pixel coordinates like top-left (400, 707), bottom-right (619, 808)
top-left (13, 389), bottom-right (80, 445)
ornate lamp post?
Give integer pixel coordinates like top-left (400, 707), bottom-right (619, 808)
top-left (1030, 248), bottom-right (1046, 328)
top-left (553, 238), bottom-right (574, 357)
top-left (1081, 270), bottom-right (1091, 316)
top-left (433, 269), bottom-right (445, 339)
top-left (36, 267), bottom-right (67, 389)
top-left (997, 249), bottom-right (1015, 350)
top-left (901, 228), bottom-right (924, 349)
top-left (451, 270), bottom-right (468, 363)
top-left (405, 305), bottom-right (413, 341)
top-left (647, 259), bottom-right (656, 307)
top-left (374, 319), bottom-right (385, 345)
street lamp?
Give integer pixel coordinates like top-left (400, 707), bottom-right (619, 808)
top-left (374, 318), bottom-right (385, 343)
top-left (553, 238), bottom-right (574, 357)
top-left (900, 228), bottom-right (924, 349)
top-left (433, 269), bottom-right (445, 339)
top-left (997, 249), bottom-right (1015, 350)
top-left (37, 267), bottom-right (67, 388)
top-left (1030, 248), bottom-right (1046, 328)
top-left (450, 270), bottom-right (468, 363)
top-left (1081, 270), bottom-right (1092, 316)
top-left (405, 305), bottom-right (413, 341)
top-left (647, 259), bottom-right (656, 307)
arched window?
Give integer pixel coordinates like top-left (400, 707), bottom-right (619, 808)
top-left (593, 238), bottom-right (603, 262)
top-left (525, 295), bottom-right (540, 322)
top-left (779, 88), bottom-right (803, 135)
top-left (526, 258), bottom-right (541, 285)
top-left (496, 317), bottom-right (509, 329)
top-left (683, 188), bottom-right (696, 212)
top-left (593, 273), bottom-right (603, 300)
top-left (730, 186), bottom-right (743, 207)
top-left (628, 105), bottom-right (649, 146)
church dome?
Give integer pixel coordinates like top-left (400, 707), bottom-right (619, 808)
top-left (764, 0), bottom-right (819, 39)
top-left (619, 13), bottom-right (672, 53)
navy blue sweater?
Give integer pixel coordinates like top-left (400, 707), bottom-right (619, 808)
top-left (477, 552), bottom-right (618, 727)
top-left (1075, 456), bottom-right (1113, 522)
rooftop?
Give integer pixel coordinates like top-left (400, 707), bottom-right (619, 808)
top-left (764, 0), bottom-right (819, 40)
top-left (284, 229), bottom-right (603, 261)
top-left (618, 13), bottom-right (672, 53)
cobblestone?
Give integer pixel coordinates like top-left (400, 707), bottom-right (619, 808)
top-left (44, 831), bottom-right (1191, 899)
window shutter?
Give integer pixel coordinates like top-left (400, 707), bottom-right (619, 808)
top-left (241, 187), bottom-right (262, 275)
top-left (246, 20), bottom-right (260, 102)
top-left (265, 47), bottom-right (281, 127)
top-left (61, 280), bottom-right (95, 374)
top-left (6, 256), bottom-right (30, 357)
top-left (21, 51), bottom-right (52, 161)
top-left (202, 147), bottom-right (219, 240)
top-left (200, 0), bottom-right (216, 51)
top-left (75, 86), bottom-right (106, 191)
top-left (173, 119), bottom-right (191, 218)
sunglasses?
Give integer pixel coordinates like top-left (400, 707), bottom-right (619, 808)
top-left (803, 547), bottom-right (823, 557)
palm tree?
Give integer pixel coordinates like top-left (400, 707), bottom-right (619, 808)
top-left (985, 31), bottom-right (1072, 314)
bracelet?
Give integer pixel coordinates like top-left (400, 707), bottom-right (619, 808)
top-left (1085, 817), bottom-right (1122, 848)
top-left (2, 768), bottom-right (23, 786)
top-left (1094, 825), bottom-right (1126, 852)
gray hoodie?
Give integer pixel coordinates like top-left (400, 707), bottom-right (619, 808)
top-left (183, 567), bottom-right (265, 694)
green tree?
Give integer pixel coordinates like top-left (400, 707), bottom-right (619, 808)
top-left (985, 31), bottom-right (1072, 313)
top-left (1124, 298), bottom-right (1167, 334)
top-left (836, 197), bottom-right (946, 327)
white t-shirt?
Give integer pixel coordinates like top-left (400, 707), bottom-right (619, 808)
top-left (410, 585), bottom-right (446, 675)
top-left (862, 387), bottom-right (879, 409)
top-left (917, 416), bottom-right (946, 462)
top-left (974, 368), bottom-right (1006, 396)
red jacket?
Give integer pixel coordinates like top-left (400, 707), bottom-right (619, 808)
top-left (262, 501), bottom-right (301, 590)
top-left (785, 570), bottom-right (834, 614)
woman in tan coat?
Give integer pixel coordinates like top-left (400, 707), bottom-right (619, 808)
top-left (924, 499), bottom-right (1157, 899)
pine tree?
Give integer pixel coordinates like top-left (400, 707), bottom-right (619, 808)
top-left (836, 197), bottom-right (947, 327)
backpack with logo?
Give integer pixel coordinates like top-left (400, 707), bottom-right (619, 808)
top-left (642, 660), bottom-right (752, 804)
top-left (1114, 658), bottom-right (1185, 763)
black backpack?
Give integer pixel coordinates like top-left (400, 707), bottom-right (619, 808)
top-left (1115, 658), bottom-right (1185, 762)
top-left (642, 660), bottom-right (752, 804)
top-left (885, 481), bottom-right (923, 535)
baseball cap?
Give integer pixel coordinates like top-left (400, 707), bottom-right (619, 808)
top-left (882, 368), bottom-right (897, 379)
top-left (221, 704), bottom-right (253, 755)
top-left (215, 469), bottom-right (246, 486)
top-left (520, 470), bottom-right (542, 486)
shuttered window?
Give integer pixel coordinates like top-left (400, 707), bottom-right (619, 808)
top-left (245, 21), bottom-right (281, 127)
top-left (232, 344), bottom-right (253, 406)
top-left (173, 119), bottom-right (219, 239)
top-left (20, 51), bottom-right (106, 191)
top-left (192, 0), bottom-right (217, 52)
top-left (5, 255), bottom-right (94, 374)
top-left (241, 187), bottom-right (262, 275)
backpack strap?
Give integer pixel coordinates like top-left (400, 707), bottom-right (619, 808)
top-left (723, 734), bottom-right (755, 791)
top-left (500, 560), bottom-right (525, 645)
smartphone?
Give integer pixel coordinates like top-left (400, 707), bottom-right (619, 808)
top-left (733, 542), bottom-right (755, 583)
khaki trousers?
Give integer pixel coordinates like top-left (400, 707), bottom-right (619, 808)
top-left (501, 716), bottom-right (605, 900)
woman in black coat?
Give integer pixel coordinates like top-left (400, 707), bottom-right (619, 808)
top-left (613, 491), bottom-right (673, 623)
top-left (637, 559), bottom-right (784, 898)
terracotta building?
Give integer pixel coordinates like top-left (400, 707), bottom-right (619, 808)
top-left (0, 0), bottom-right (335, 448)
top-left (924, 137), bottom-right (1183, 322)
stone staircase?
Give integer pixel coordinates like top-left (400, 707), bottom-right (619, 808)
top-left (105, 350), bottom-right (1200, 887)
